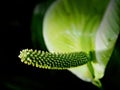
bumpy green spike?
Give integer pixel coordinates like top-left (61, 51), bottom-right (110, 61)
top-left (18, 49), bottom-right (89, 69)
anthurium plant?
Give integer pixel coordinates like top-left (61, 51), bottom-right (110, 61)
top-left (19, 0), bottom-right (120, 89)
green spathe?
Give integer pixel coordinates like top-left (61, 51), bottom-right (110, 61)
top-left (43, 0), bottom-right (120, 88)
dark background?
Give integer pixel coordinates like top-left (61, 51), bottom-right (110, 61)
top-left (1, 0), bottom-right (120, 90)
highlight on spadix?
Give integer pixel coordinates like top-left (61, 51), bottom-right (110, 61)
top-left (18, 49), bottom-right (89, 69)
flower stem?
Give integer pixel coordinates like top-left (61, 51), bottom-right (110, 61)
top-left (87, 51), bottom-right (103, 89)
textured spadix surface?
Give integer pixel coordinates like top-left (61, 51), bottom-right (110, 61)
top-left (19, 49), bottom-right (89, 69)
top-left (43, 0), bottom-right (120, 87)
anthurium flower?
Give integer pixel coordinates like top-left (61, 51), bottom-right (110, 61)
top-left (19, 0), bottom-right (120, 89)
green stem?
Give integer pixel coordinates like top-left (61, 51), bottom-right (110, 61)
top-left (87, 51), bottom-right (95, 78)
top-left (87, 51), bottom-right (103, 89)
top-left (87, 61), bottom-right (95, 78)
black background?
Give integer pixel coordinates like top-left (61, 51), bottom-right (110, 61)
top-left (1, 0), bottom-right (120, 90)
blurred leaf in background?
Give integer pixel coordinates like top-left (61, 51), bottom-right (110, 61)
top-left (31, 0), bottom-right (55, 50)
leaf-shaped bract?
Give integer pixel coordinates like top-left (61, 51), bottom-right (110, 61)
top-left (19, 49), bottom-right (89, 69)
top-left (43, 0), bottom-right (120, 88)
